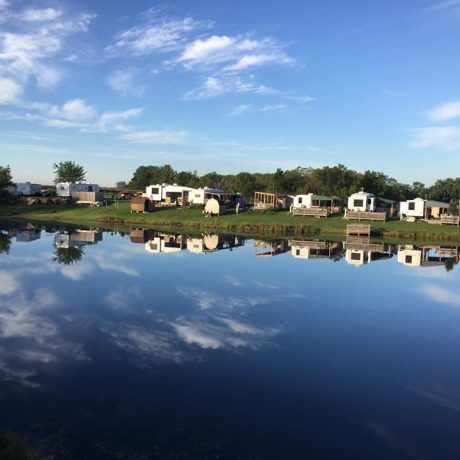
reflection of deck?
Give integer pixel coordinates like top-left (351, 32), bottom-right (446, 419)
top-left (290, 240), bottom-right (341, 259)
top-left (344, 237), bottom-right (385, 252)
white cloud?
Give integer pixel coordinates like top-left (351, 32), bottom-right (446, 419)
top-left (410, 126), bottom-right (460, 150)
top-left (260, 103), bottom-right (287, 112)
top-left (120, 130), bottom-right (188, 144)
top-left (185, 76), bottom-right (276, 100)
top-left (0, 11), bottom-right (94, 89)
top-left (19, 8), bottom-right (62, 22)
top-left (0, 270), bottom-right (21, 296)
top-left (50, 98), bottom-right (96, 120)
top-left (420, 284), bottom-right (460, 306)
top-left (108, 15), bottom-right (203, 56)
top-left (0, 77), bottom-right (22, 104)
top-left (178, 35), bottom-right (292, 72)
top-left (108, 69), bottom-right (145, 96)
top-left (428, 101), bottom-right (460, 121)
top-left (423, 0), bottom-right (460, 11)
top-left (228, 104), bottom-right (251, 117)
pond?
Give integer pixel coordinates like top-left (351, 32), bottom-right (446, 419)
top-left (1, 224), bottom-right (460, 459)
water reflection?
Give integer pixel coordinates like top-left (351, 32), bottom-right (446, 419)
top-left (1, 224), bottom-right (460, 458)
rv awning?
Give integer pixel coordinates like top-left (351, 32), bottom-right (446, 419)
top-left (311, 195), bottom-right (342, 201)
top-left (426, 200), bottom-right (449, 208)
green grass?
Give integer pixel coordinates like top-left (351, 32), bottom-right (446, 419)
top-left (1, 202), bottom-right (460, 241)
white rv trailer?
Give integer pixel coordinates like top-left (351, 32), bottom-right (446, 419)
top-left (144, 184), bottom-right (194, 206)
top-left (188, 187), bottom-right (225, 205)
top-left (347, 190), bottom-right (376, 212)
top-left (56, 182), bottom-right (100, 197)
top-left (399, 198), bottom-right (449, 220)
top-left (16, 182), bottom-right (41, 196)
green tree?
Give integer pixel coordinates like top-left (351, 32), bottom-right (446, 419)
top-left (0, 233), bottom-right (11, 254)
top-left (0, 165), bottom-right (12, 188)
top-left (129, 165), bottom-right (177, 189)
top-left (448, 199), bottom-right (459, 216)
top-left (53, 161), bottom-right (86, 184)
top-left (116, 181), bottom-right (127, 189)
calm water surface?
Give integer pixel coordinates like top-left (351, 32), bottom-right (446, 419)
top-left (1, 224), bottom-right (460, 459)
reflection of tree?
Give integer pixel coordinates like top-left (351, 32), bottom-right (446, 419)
top-left (0, 233), bottom-right (11, 254)
top-left (445, 258), bottom-right (457, 272)
top-left (0, 431), bottom-right (45, 459)
top-left (53, 247), bottom-right (84, 265)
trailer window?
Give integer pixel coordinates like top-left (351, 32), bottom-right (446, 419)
top-left (405, 255), bottom-right (413, 264)
top-left (353, 199), bottom-right (364, 207)
top-left (408, 202), bottom-right (415, 210)
top-left (350, 252), bottom-right (361, 261)
top-left (298, 197), bottom-right (303, 204)
top-left (151, 187), bottom-right (159, 194)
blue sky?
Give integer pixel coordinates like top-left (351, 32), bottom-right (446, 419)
top-left (1, 0), bottom-right (460, 186)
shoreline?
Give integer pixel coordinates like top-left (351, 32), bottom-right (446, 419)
top-left (1, 202), bottom-right (460, 243)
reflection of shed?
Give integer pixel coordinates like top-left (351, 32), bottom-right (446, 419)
top-left (254, 192), bottom-right (292, 210)
top-left (145, 233), bottom-right (185, 254)
top-left (253, 239), bottom-right (291, 257)
top-left (397, 245), bottom-right (459, 267)
top-left (186, 234), bottom-right (244, 254)
top-left (130, 228), bottom-right (150, 244)
top-left (290, 240), bottom-right (341, 259)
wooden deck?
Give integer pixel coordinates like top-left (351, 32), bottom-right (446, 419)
top-left (291, 207), bottom-right (329, 218)
top-left (346, 224), bottom-right (371, 237)
top-left (344, 237), bottom-right (385, 252)
top-left (345, 210), bottom-right (386, 221)
top-left (441, 215), bottom-right (460, 226)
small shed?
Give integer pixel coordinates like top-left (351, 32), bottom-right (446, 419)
top-left (204, 198), bottom-right (225, 216)
top-left (131, 196), bottom-right (153, 213)
top-left (254, 192), bottom-right (291, 210)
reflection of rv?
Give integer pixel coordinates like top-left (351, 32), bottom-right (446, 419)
top-left (344, 238), bottom-right (393, 267)
top-left (397, 245), bottom-right (459, 267)
top-left (16, 229), bottom-right (41, 242)
top-left (290, 240), bottom-right (341, 259)
top-left (187, 234), bottom-right (244, 254)
top-left (399, 198), bottom-right (449, 221)
top-left (254, 239), bottom-right (291, 257)
top-left (144, 184), bottom-right (194, 206)
top-left (54, 230), bottom-right (102, 248)
top-left (145, 233), bottom-right (186, 254)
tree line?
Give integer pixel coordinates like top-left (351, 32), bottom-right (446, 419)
top-left (125, 164), bottom-right (460, 204)
top-left (2, 162), bottom-right (460, 205)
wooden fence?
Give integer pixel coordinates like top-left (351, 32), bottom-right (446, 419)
top-left (345, 210), bottom-right (386, 221)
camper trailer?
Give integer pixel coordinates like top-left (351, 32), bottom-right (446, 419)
top-left (144, 184), bottom-right (194, 206)
top-left (16, 182), bottom-right (41, 196)
top-left (56, 182), bottom-right (100, 197)
top-left (399, 198), bottom-right (449, 221)
top-left (291, 193), bottom-right (342, 217)
top-left (188, 187), bottom-right (225, 205)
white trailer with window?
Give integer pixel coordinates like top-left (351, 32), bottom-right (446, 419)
top-left (144, 184), bottom-right (194, 206)
top-left (399, 198), bottom-right (449, 221)
top-left (56, 182), bottom-right (100, 197)
top-left (16, 182), bottom-right (41, 196)
top-left (188, 187), bottom-right (225, 205)
top-left (347, 191), bottom-right (376, 212)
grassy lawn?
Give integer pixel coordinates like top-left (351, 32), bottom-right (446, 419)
top-left (1, 202), bottom-right (460, 241)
